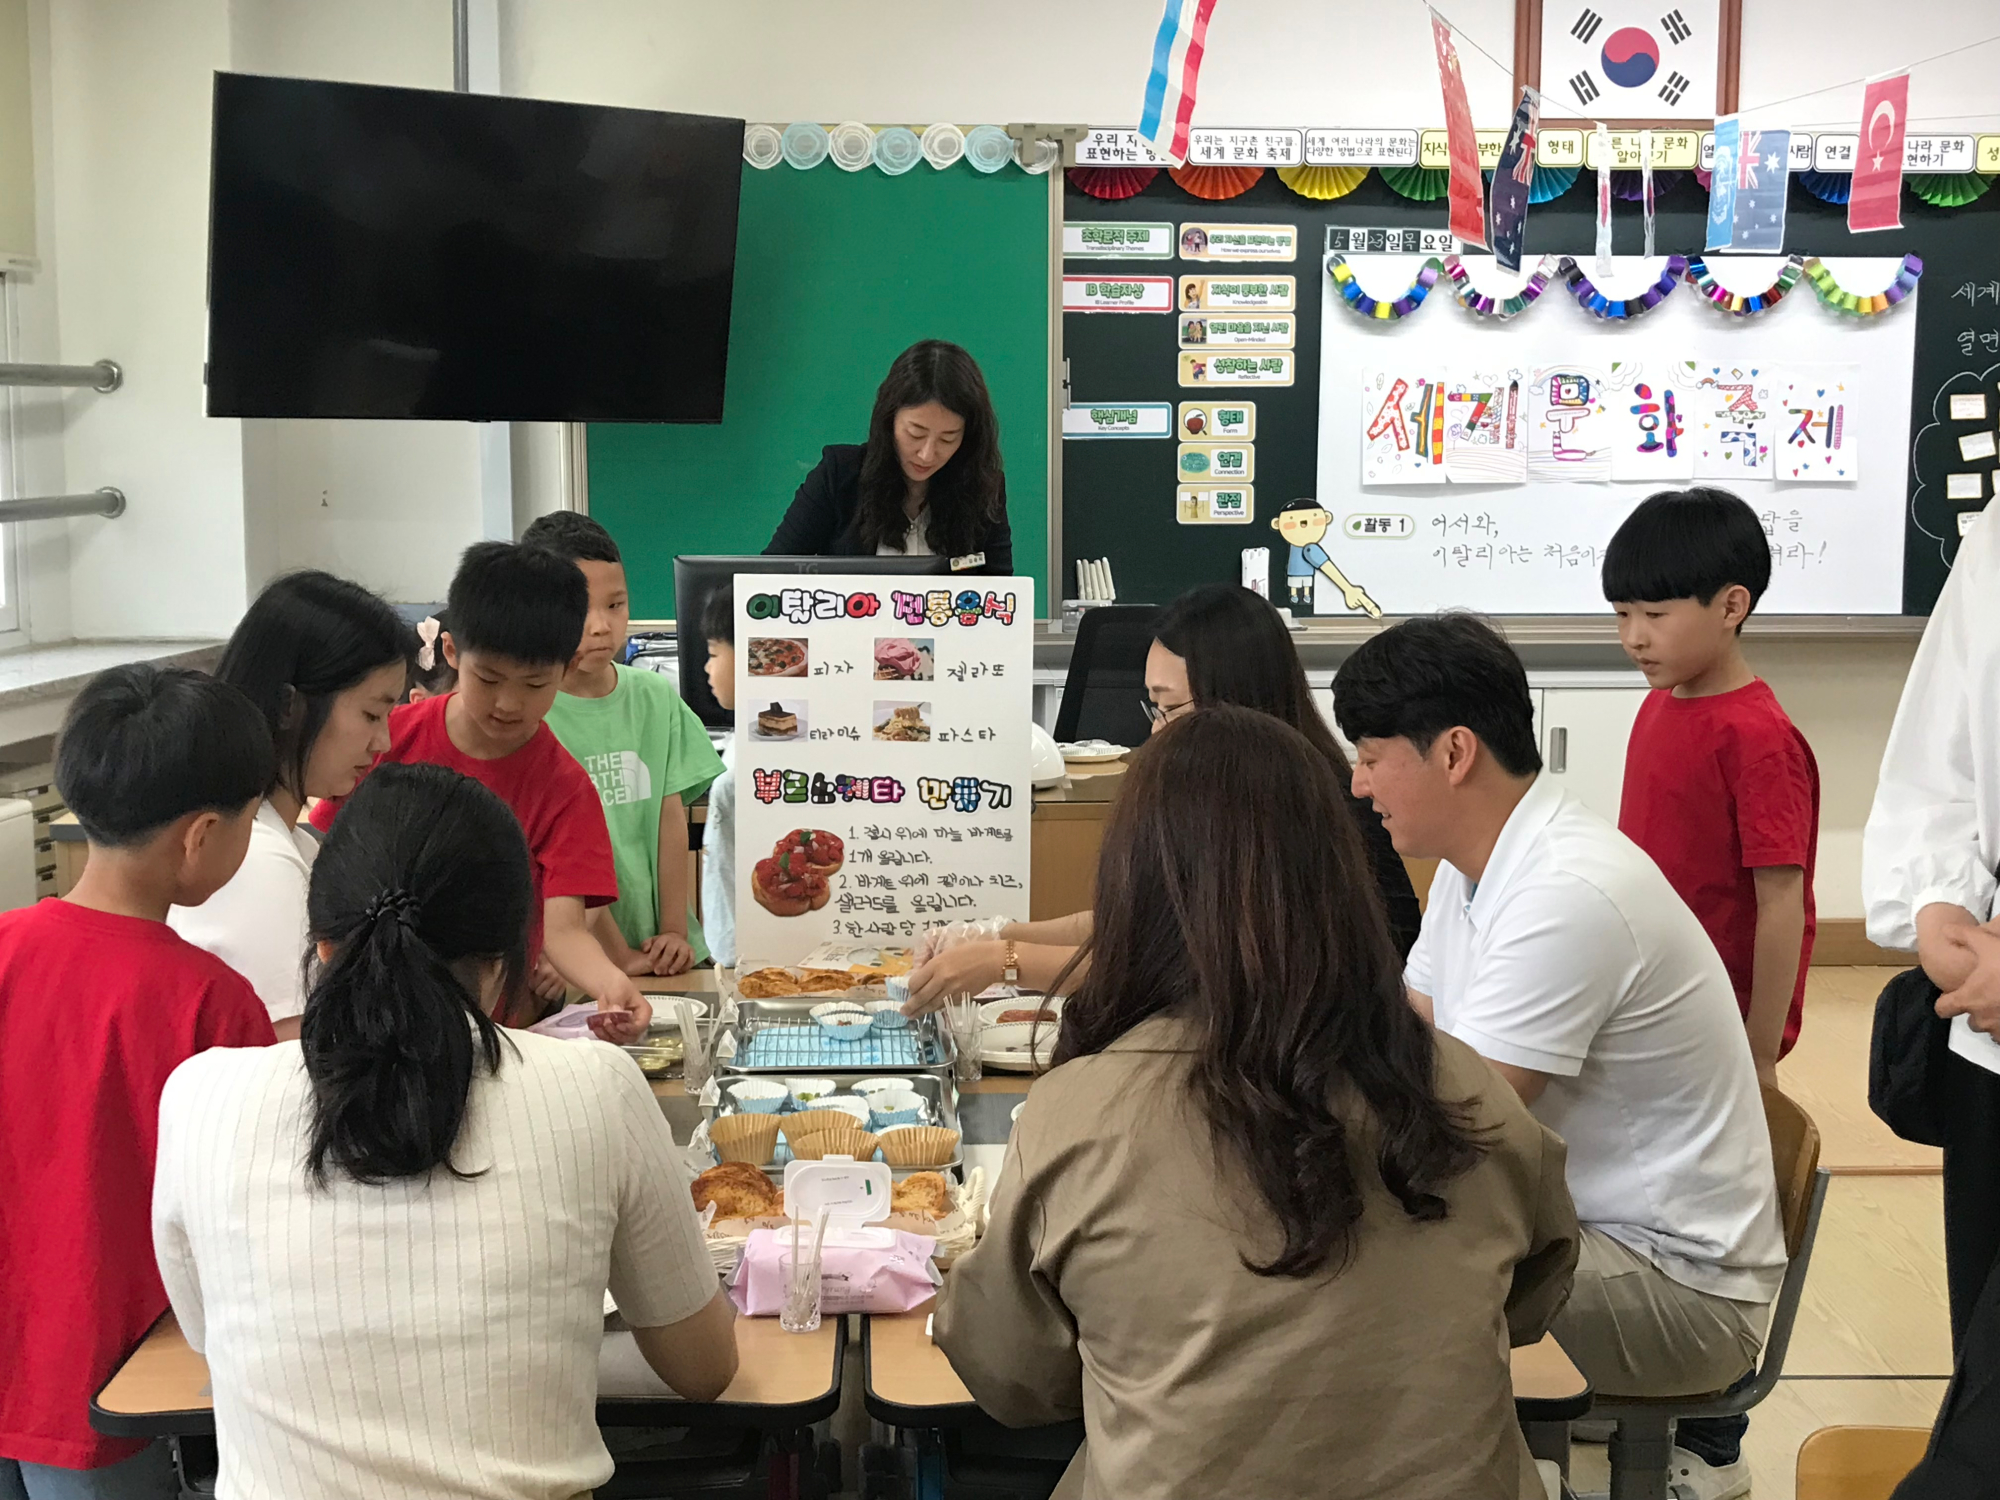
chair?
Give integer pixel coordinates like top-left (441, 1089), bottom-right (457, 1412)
top-left (1051, 605), bottom-right (1159, 749)
top-left (1795, 1426), bottom-right (1930, 1500)
top-left (1588, 1086), bottom-right (1832, 1500)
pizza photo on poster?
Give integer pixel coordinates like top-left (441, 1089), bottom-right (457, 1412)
top-left (1535, 0), bottom-right (1723, 122)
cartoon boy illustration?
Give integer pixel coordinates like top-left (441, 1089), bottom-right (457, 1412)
top-left (1271, 499), bottom-right (1382, 619)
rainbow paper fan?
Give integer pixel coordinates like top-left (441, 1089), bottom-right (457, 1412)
top-left (1481, 163), bottom-right (1580, 204)
top-left (1908, 173), bottom-right (1991, 208)
top-left (1609, 170), bottom-right (1684, 201)
top-left (1796, 170), bottom-right (1852, 205)
top-left (1067, 166), bottom-right (1160, 201)
top-left (1379, 164), bottom-right (1449, 201)
top-left (1169, 164), bottom-right (1264, 200)
top-left (1276, 164), bottom-right (1368, 201)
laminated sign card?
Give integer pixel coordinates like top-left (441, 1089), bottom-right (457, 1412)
top-left (734, 574), bottom-right (1034, 964)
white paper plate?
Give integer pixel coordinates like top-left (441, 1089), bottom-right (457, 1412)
top-left (1058, 740), bottom-right (1127, 763)
top-left (978, 996), bottom-right (1063, 1026)
top-left (980, 1020), bottom-right (1058, 1072)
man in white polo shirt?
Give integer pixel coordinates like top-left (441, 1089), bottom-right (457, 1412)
top-left (1334, 614), bottom-right (1785, 1478)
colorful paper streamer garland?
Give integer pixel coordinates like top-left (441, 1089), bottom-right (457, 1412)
top-left (1558, 254), bottom-right (1688, 319)
top-left (1441, 254), bottom-right (1561, 318)
top-left (1801, 254), bottom-right (1923, 315)
top-left (1683, 254), bottom-right (1805, 317)
top-left (1328, 255), bottom-right (1443, 319)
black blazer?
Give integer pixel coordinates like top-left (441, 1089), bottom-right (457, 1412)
top-left (764, 444), bottom-right (1014, 575)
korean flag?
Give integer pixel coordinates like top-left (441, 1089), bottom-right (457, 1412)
top-left (1542, 0), bottom-right (1718, 121)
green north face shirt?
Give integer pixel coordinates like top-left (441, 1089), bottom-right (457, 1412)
top-left (545, 664), bottom-right (724, 962)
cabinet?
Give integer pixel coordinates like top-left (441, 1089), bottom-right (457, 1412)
top-left (1535, 683), bottom-right (1649, 825)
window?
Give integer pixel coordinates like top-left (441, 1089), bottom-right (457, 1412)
top-left (0, 271), bottom-right (20, 637)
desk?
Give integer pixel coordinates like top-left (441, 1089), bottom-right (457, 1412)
top-left (862, 1299), bottom-right (1591, 1428)
top-left (92, 1310), bottom-right (845, 1439)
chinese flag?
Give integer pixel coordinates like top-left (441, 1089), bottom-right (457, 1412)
top-left (1849, 72), bottom-right (1909, 233)
top-left (1431, 11), bottom-right (1488, 247)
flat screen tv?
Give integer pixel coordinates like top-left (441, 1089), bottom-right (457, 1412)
top-left (206, 73), bottom-right (743, 422)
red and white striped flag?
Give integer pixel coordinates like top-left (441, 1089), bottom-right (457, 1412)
top-left (1138, 0), bottom-right (1219, 166)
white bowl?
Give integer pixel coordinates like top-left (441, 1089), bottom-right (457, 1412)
top-left (726, 1079), bottom-right (789, 1114)
top-left (851, 1077), bottom-right (915, 1100)
top-left (785, 1076), bottom-right (838, 1105)
top-left (982, 1021), bottom-right (1059, 1069)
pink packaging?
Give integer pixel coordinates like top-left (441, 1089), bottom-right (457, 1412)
top-left (729, 1227), bottom-right (941, 1317)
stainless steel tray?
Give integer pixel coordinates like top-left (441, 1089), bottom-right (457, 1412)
top-left (706, 1068), bottom-right (960, 1180)
top-left (717, 997), bottom-right (949, 1074)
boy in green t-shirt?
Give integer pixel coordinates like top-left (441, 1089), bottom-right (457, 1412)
top-left (525, 513), bottom-right (723, 975)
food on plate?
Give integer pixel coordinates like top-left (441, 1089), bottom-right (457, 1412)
top-left (751, 852), bottom-right (830, 917)
top-left (709, 1112), bottom-right (781, 1165)
top-left (747, 638), bottom-right (807, 677)
top-left (736, 967), bottom-right (804, 999)
top-left (873, 638), bottom-right (926, 680)
top-left (796, 968), bottom-right (859, 993)
top-left (891, 1171), bottom-right (953, 1218)
top-left (773, 828), bottom-right (844, 876)
top-left (997, 1008), bottom-right (1059, 1026)
top-left (874, 704), bottom-right (931, 743)
top-left (754, 702), bottom-right (798, 737)
top-left (691, 1161), bottom-right (784, 1219)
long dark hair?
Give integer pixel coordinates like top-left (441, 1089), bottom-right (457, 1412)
top-left (1153, 583), bottom-right (1352, 780)
top-left (301, 763), bottom-right (534, 1187)
top-left (217, 571), bottom-right (409, 803)
top-left (855, 340), bottom-right (1004, 558)
top-left (1052, 707), bottom-right (1488, 1278)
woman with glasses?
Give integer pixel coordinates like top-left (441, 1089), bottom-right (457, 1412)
top-left (901, 584), bottom-right (1421, 1013)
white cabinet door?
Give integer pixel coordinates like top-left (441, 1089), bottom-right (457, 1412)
top-left (1539, 687), bottom-right (1648, 825)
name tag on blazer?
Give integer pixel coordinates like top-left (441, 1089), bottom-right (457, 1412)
top-left (950, 553), bottom-right (985, 572)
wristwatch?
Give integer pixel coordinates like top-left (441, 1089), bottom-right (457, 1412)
top-left (1001, 940), bottom-right (1020, 986)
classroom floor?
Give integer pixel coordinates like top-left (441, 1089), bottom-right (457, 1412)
top-left (1568, 967), bottom-right (1948, 1499)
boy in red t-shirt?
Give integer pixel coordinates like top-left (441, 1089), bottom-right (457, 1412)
top-left (311, 542), bottom-right (649, 1040)
top-left (1603, 487), bottom-right (1818, 1491)
top-left (0, 665), bottom-right (277, 1495)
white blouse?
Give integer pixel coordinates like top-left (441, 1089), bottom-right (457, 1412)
top-left (1864, 513), bottom-right (2000, 947)
top-left (153, 1029), bottom-right (716, 1500)
top-left (168, 799), bottom-right (316, 1024)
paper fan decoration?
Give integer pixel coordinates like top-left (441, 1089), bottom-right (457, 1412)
top-left (1796, 169), bottom-right (1852, 205)
top-left (827, 121), bottom-right (876, 173)
top-left (1014, 137), bottom-right (1059, 175)
top-left (921, 122), bottom-right (966, 170)
top-left (742, 124), bottom-right (783, 171)
top-left (1802, 253), bottom-right (1923, 314)
top-left (1608, 170), bottom-right (1684, 201)
top-left (964, 125), bottom-right (1015, 174)
top-left (1379, 164), bottom-right (1448, 201)
top-left (1442, 254), bottom-right (1561, 318)
top-left (1068, 166), bottom-right (1159, 200)
top-left (1276, 164), bottom-right (1367, 201)
top-left (1559, 254), bottom-right (1688, 319)
top-left (1169, 165), bottom-right (1264, 200)
top-left (1684, 254), bottom-right (1805, 316)
top-left (873, 126), bottom-right (922, 176)
top-left (1328, 254), bottom-right (1443, 319)
top-left (779, 122), bottom-right (830, 171)
top-left (1908, 173), bottom-right (1991, 208)
top-left (1528, 164), bottom-right (1579, 204)
top-left (1694, 166), bottom-right (1711, 189)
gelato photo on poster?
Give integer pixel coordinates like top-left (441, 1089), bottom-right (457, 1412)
top-left (873, 638), bottom-right (935, 682)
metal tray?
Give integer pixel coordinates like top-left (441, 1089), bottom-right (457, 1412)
top-left (718, 997), bottom-right (950, 1074)
top-left (706, 1068), bottom-right (961, 1181)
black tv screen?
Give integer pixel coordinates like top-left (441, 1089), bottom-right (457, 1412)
top-left (206, 73), bottom-right (743, 422)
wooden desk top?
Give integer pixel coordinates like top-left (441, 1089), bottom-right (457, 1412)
top-left (93, 1309), bottom-right (842, 1438)
top-left (864, 1299), bottom-right (1590, 1423)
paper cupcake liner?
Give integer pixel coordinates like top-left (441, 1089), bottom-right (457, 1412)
top-left (828, 121), bottom-right (876, 173)
top-left (1014, 137), bottom-right (1059, 175)
top-left (879, 1126), bottom-right (961, 1167)
top-left (791, 1127), bottom-right (881, 1162)
top-left (779, 1110), bottom-right (853, 1144)
top-left (710, 1113), bottom-right (780, 1165)
top-left (921, 122), bottom-right (966, 171)
top-left (964, 125), bottom-right (1015, 174)
top-left (780, 122), bottom-right (830, 171)
top-left (742, 123), bottom-right (784, 171)
top-left (874, 126), bottom-right (922, 175)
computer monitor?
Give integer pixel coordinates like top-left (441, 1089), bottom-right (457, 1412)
top-left (673, 554), bottom-right (952, 728)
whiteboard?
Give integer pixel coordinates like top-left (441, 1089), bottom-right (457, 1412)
top-left (1313, 255), bottom-right (1918, 615)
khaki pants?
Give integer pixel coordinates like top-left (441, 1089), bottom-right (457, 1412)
top-left (1551, 1227), bottom-right (1771, 1399)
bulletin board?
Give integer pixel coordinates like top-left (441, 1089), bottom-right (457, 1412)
top-left (1061, 170), bottom-right (2000, 616)
top-left (588, 164), bottom-right (1051, 619)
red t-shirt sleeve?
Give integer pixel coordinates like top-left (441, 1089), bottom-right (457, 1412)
top-left (1730, 732), bottom-right (1817, 871)
top-left (194, 972), bottom-right (279, 1049)
top-left (537, 753), bottom-right (619, 909)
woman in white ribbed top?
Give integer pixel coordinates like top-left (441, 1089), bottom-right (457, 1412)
top-left (153, 763), bottom-right (737, 1500)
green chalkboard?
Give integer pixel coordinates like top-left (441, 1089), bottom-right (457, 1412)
top-left (588, 164), bottom-right (1050, 619)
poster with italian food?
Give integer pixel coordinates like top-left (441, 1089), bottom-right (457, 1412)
top-left (734, 574), bottom-right (1035, 965)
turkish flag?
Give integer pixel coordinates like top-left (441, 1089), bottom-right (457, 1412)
top-left (1849, 72), bottom-right (1908, 233)
top-left (1431, 12), bottom-right (1488, 247)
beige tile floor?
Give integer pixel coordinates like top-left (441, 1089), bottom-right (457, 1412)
top-left (1573, 968), bottom-right (1949, 1499)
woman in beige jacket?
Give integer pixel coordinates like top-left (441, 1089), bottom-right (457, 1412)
top-left (936, 707), bottom-right (1581, 1500)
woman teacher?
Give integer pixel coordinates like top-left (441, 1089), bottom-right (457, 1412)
top-left (765, 339), bottom-right (1013, 574)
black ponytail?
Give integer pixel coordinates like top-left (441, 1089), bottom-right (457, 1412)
top-left (301, 763), bottom-right (534, 1187)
